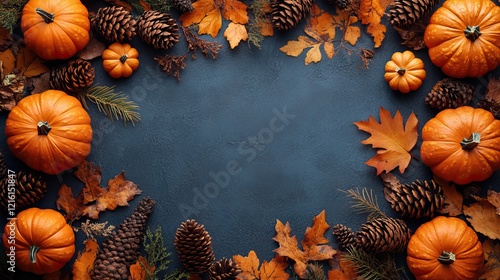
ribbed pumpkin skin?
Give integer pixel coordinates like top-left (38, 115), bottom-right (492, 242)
top-left (21, 0), bottom-right (90, 60)
top-left (5, 90), bottom-right (92, 175)
top-left (102, 42), bottom-right (140, 78)
top-left (420, 106), bottom-right (500, 185)
top-left (2, 208), bottom-right (76, 275)
top-left (423, 0), bottom-right (500, 78)
top-left (407, 216), bottom-right (484, 280)
top-left (384, 50), bottom-right (426, 94)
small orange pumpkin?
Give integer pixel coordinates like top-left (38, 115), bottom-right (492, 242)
top-left (5, 90), bottom-right (93, 175)
top-left (424, 0), bottom-right (500, 78)
top-left (2, 208), bottom-right (76, 275)
top-left (407, 216), bottom-right (484, 280)
top-left (384, 50), bottom-right (426, 94)
top-left (21, 0), bottom-right (90, 60)
top-left (102, 42), bottom-right (140, 78)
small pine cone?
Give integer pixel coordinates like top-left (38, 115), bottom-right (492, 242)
top-left (384, 179), bottom-right (445, 218)
top-left (50, 59), bottom-right (95, 93)
top-left (478, 99), bottom-right (500, 119)
top-left (333, 224), bottom-right (357, 251)
top-left (138, 10), bottom-right (180, 50)
top-left (209, 258), bottom-right (241, 280)
top-left (424, 78), bottom-right (475, 110)
top-left (356, 217), bottom-right (411, 253)
top-left (172, 0), bottom-right (194, 12)
top-left (0, 152), bottom-right (7, 178)
top-left (271, 0), bottom-right (313, 30)
top-left (389, 0), bottom-right (440, 28)
top-left (92, 197), bottom-right (155, 280)
top-left (0, 170), bottom-right (47, 210)
top-left (335, 0), bottom-right (351, 10)
top-left (91, 6), bottom-right (137, 43)
top-left (174, 219), bottom-right (215, 274)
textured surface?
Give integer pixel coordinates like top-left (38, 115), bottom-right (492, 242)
top-left (2, 1), bottom-right (500, 279)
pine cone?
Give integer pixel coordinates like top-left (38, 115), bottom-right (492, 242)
top-left (333, 224), bottom-right (357, 251)
top-left (425, 78), bottom-right (475, 110)
top-left (333, 0), bottom-right (352, 10)
top-left (384, 179), bottom-right (445, 218)
top-left (92, 197), bottom-right (155, 280)
top-left (209, 258), bottom-right (241, 280)
top-left (174, 219), bottom-right (215, 274)
top-left (271, 0), bottom-right (313, 30)
top-left (389, 0), bottom-right (440, 28)
top-left (91, 6), bottom-right (137, 43)
top-left (49, 58), bottom-right (95, 93)
top-left (172, 0), bottom-right (194, 12)
top-left (138, 10), bottom-right (180, 50)
top-left (356, 217), bottom-right (411, 253)
top-left (0, 152), bottom-right (7, 178)
top-left (478, 99), bottom-right (500, 119)
top-left (0, 170), bottom-right (47, 210)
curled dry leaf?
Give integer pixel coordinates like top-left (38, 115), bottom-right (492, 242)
top-left (233, 250), bottom-right (290, 280)
top-left (72, 239), bottom-right (99, 280)
top-left (464, 195), bottom-right (500, 240)
top-left (433, 176), bottom-right (463, 217)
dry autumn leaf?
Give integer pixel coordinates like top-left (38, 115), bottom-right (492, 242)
top-left (327, 253), bottom-right (359, 280)
top-left (358, 0), bottom-right (392, 47)
top-left (354, 107), bottom-right (418, 174)
top-left (273, 210), bottom-right (336, 278)
top-left (224, 22), bottom-right (248, 49)
top-left (434, 176), bottom-right (463, 217)
top-left (72, 239), bottom-right (99, 280)
top-left (464, 196), bottom-right (500, 240)
top-left (15, 47), bottom-right (50, 78)
top-left (56, 161), bottom-right (142, 221)
top-left (487, 190), bottom-right (500, 216)
top-left (481, 238), bottom-right (500, 280)
top-left (130, 255), bottom-right (155, 280)
top-left (332, 10), bottom-right (361, 46)
top-left (233, 250), bottom-right (290, 280)
top-left (179, 0), bottom-right (248, 38)
top-left (0, 49), bottom-right (15, 77)
top-left (0, 27), bottom-right (12, 52)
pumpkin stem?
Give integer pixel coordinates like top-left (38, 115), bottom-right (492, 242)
top-left (461, 132), bottom-right (480, 150)
top-left (37, 121), bottom-right (51, 135)
top-left (29, 245), bottom-right (40, 263)
top-left (35, 8), bottom-right (55, 24)
top-left (464, 26), bottom-right (481, 41)
top-left (438, 251), bottom-right (456, 264)
top-left (396, 67), bottom-right (406, 75)
top-left (119, 54), bottom-right (128, 63)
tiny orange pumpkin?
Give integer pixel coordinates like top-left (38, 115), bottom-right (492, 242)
top-left (384, 50), bottom-right (426, 94)
top-left (407, 216), bottom-right (484, 280)
top-left (102, 42), bottom-right (140, 78)
top-left (2, 208), bottom-right (76, 275)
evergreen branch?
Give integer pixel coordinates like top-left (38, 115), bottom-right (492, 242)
top-left (0, 0), bottom-right (28, 32)
top-left (144, 0), bottom-right (172, 13)
top-left (345, 246), bottom-right (408, 280)
top-left (247, 0), bottom-right (270, 49)
top-left (340, 188), bottom-right (386, 221)
top-left (81, 85), bottom-right (141, 125)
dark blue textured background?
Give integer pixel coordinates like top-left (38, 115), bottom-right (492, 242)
top-left (2, 0), bottom-right (500, 278)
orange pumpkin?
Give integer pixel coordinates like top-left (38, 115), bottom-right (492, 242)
top-left (21, 0), bottom-right (90, 60)
top-left (5, 90), bottom-right (92, 175)
top-left (407, 216), bottom-right (484, 280)
top-left (424, 0), bottom-right (500, 78)
top-left (102, 42), bottom-right (140, 78)
top-left (384, 50), bottom-right (426, 94)
top-left (2, 208), bottom-right (76, 275)
top-left (420, 106), bottom-right (500, 185)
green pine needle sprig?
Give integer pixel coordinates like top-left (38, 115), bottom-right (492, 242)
top-left (345, 246), bottom-right (409, 280)
top-left (80, 85), bottom-right (141, 125)
top-left (340, 188), bottom-right (386, 221)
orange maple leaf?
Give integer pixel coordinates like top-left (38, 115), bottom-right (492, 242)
top-left (354, 107), bottom-right (418, 175)
top-left (179, 0), bottom-right (248, 38)
top-left (273, 210), bottom-right (336, 278)
top-left (224, 22), bottom-right (248, 49)
top-left (56, 160), bottom-right (142, 221)
top-left (358, 0), bottom-right (392, 47)
top-left (233, 250), bottom-right (290, 280)
top-left (72, 239), bottom-right (98, 280)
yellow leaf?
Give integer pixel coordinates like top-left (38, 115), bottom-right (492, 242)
top-left (224, 23), bottom-right (248, 49)
top-left (0, 49), bottom-right (15, 76)
top-left (179, 0), bottom-right (216, 27)
top-left (358, 0), bottom-right (391, 47)
top-left (199, 9), bottom-right (223, 38)
top-left (305, 44), bottom-right (322, 65)
top-left (72, 239), bottom-right (98, 280)
top-left (279, 37), bottom-right (311, 57)
top-left (324, 42), bottom-right (334, 59)
top-left (344, 25), bottom-right (360, 45)
top-left (16, 48), bottom-right (49, 78)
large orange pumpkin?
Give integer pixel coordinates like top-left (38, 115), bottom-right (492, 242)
top-left (407, 216), bottom-right (484, 280)
top-left (5, 90), bottom-right (92, 175)
top-left (2, 208), bottom-right (76, 275)
top-left (21, 0), bottom-right (90, 60)
top-left (423, 0), bottom-right (500, 78)
top-left (420, 106), bottom-right (500, 185)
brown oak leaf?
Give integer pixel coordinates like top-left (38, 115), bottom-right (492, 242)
top-left (487, 190), bottom-right (500, 216)
top-left (327, 252), bottom-right (359, 280)
top-left (72, 239), bottom-right (99, 280)
top-left (56, 160), bottom-right (142, 221)
top-left (179, 0), bottom-right (248, 38)
top-left (464, 196), bottom-right (500, 240)
top-left (233, 250), bottom-right (290, 280)
top-left (480, 238), bottom-right (500, 280)
top-left (273, 210), bottom-right (336, 278)
top-left (354, 107), bottom-right (418, 174)
top-left (434, 175), bottom-right (463, 216)
top-left (358, 0), bottom-right (392, 47)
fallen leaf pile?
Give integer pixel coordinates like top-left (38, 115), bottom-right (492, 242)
top-left (56, 160), bottom-right (142, 221)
